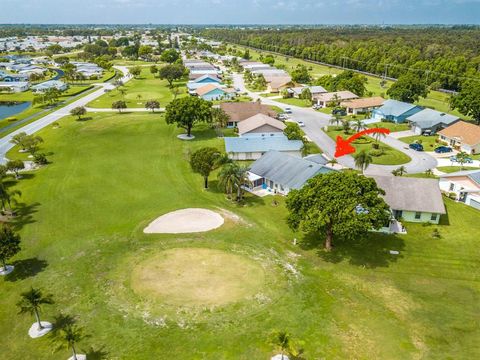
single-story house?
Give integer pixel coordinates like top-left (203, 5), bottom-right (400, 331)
top-left (340, 96), bottom-right (385, 115)
top-left (1, 73), bottom-right (29, 82)
top-left (437, 121), bottom-right (480, 154)
top-left (237, 113), bottom-right (286, 137)
top-left (439, 170), bottom-right (480, 210)
top-left (189, 69), bottom-right (221, 77)
top-left (186, 74), bottom-right (222, 93)
top-left (313, 91), bottom-right (359, 108)
top-left (224, 134), bottom-right (303, 160)
top-left (220, 102), bottom-right (277, 128)
top-left (266, 76), bottom-right (295, 93)
top-left (247, 150), bottom-right (335, 195)
top-left (252, 69), bottom-right (289, 77)
top-left (287, 85), bottom-right (328, 98)
top-left (406, 109), bottom-right (460, 135)
top-left (19, 68), bottom-right (47, 78)
top-left (371, 99), bottom-right (423, 123)
top-left (31, 80), bottom-right (68, 93)
top-left (0, 81), bottom-right (30, 93)
top-left (195, 84), bottom-right (235, 101)
top-left (371, 175), bottom-right (446, 224)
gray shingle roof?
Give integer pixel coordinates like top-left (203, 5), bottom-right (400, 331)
top-left (407, 108), bottom-right (459, 129)
top-left (249, 151), bottom-right (335, 190)
top-left (371, 175), bottom-right (446, 214)
top-left (224, 135), bottom-right (303, 153)
top-left (440, 169), bottom-right (480, 185)
top-left (376, 99), bottom-right (420, 117)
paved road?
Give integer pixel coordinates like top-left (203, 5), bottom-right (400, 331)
top-left (0, 66), bottom-right (131, 163)
top-left (233, 73), bottom-right (437, 174)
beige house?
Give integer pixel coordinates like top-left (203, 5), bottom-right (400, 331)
top-left (265, 76), bottom-right (295, 93)
top-left (340, 96), bottom-right (385, 115)
top-left (439, 170), bottom-right (480, 210)
top-left (313, 91), bottom-right (359, 108)
top-left (437, 121), bottom-right (480, 154)
top-left (220, 102), bottom-right (277, 128)
top-left (237, 114), bottom-right (286, 137)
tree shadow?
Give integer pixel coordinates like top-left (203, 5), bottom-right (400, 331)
top-left (51, 313), bottom-right (77, 335)
top-left (77, 116), bottom-right (93, 122)
top-left (5, 257), bottom-right (48, 281)
top-left (300, 231), bottom-right (406, 269)
top-left (84, 346), bottom-right (109, 360)
top-left (9, 201), bottom-right (41, 231)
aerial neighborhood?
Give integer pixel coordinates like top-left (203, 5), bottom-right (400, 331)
top-left (0, 18), bottom-right (479, 360)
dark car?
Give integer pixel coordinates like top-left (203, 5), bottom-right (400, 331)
top-left (409, 143), bottom-right (424, 151)
top-left (332, 109), bottom-right (347, 116)
top-left (434, 146), bottom-right (453, 153)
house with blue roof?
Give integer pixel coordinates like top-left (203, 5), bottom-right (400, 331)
top-left (187, 75), bottom-right (222, 94)
top-left (31, 80), bottom-right (68, 93)
top-left (196, 83), bottom-right (236, 101)
top-left (224, 134), bottom-right (303, 160)
top-left (247, 150), bottom-right (335, 195)
top-left (406, 108), bottom-right (460, 135)
top-left (1, 73), bottom-right (29, 82)
top-left (372, 99), bottom-right (423, 123)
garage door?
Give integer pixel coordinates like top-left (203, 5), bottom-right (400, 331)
top-left (469, 198), bottom-right (480, 210)
top-left (413, 126), bottom-right (422, 135)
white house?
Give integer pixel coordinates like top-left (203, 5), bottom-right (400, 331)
top-left (0, 81), bottom-right (30, 92)
top-left (439, 170), bottom-right (480, 210)
top-left (31, 80), bottom-right (68, 93)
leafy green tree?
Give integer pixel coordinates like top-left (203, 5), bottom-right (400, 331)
top-left (211, 107), bottom-right (230, 128)
top-left (286, 172), bottom-right (390, 250)
top-left (0, 224), bottom-right (21, 273)
top-left (262, 54), bottom-right (275, 65)
top-left (160, 49), bottom-right (180, 63)
top-left (291, 65), bottom-right (311, 84)
top-left (6, 160), bottom-right (25, 179)
top-left (392, 166), bottom-right (407, 176)
top-left (451, 80), bottom-right (480, 124)
top-left (70, 106), bottom-right (87, 120)
top-left (0, 184), bottom-right (21, 214)
top-left (112, 100), bottom-right (127, 113)
top-left (129, 66), bottom-right (142, 78)
top-left (354, 149), bottom-right (373, 174)
top-left (23, 135), bottom-right (44, 156)
top-left (387, 73), bottom-right (429, 103)
top-left (299, 88), bottom-right (312, 103)
top-left (10, 132), bottom-right (28, 151)
top-left (145, 100), bottom-right (160, 112)
top-left (149, 64), bottom-right (158, 77)
top-left (284, 122), bottom-right (304, 141)
top-left (190, 147), bottom-right (224, 189)
top-left (17, 288), bottom-right (54, 331)
top-left (165, 97), bottom-right (212, 137)
top-left (138, 45), bottom-right (153, 59)
top-left (158, 64), bottom-right (186, 88)
top-left (456, 151), bottom-right (470, 169)
top-left (242, 49), bottom-right (251, 60)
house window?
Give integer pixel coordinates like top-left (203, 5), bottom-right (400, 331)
top-left (430, 214), bottom-right (438, 221)
top-left (415, 212), bottom-right (421, 220)
top-left (449, 183), bottom-right (455, 191)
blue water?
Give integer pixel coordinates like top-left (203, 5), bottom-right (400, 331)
top-left (0, 101), bottom-right (31, 120)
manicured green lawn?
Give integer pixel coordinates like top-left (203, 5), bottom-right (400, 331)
top-left (326, 126), bottom-right (411, 165)
top-left (1, 112), bottom-right (480, 359)
top-left (367, 121), bottom-right (410, 133)
top-left (399, 135), bottom-right (440, 152)
top-left (437, 166), bottom-right (480, 173)
top-left (275, 97), bottom-right (312, 107)
top-left (87, 67), bottom-right (187, 108)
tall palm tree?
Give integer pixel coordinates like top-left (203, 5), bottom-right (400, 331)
top-left (374, 130), bottom-right (387, 143)
top-left (234, 165), bottom-right (251, 202)
top-left (17, 287), bottom-right (54, 330)
top-left (56, 324), bottom-right (84, 360)
top-left (0, 184), bottom-right (21, 214)
top-left (396, 165), bottom-right (407, 176)
top-left (425, 168), bottom-right (433, 177)
top-left (271, 331), bottom-right (291, 360)
top-left (353, 119), bottom-right (365, 133)
top-left (329, 114), bottom-right (342, 129)
top-left (341, 119), bottom-right (351, 134)
top-left (328, 158), bottom-right (338, 168)
top-left (354, 150), bottom-right (373, 174)
top-left (218, 163), bottom-right (239, 199)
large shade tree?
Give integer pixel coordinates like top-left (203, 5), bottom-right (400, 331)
top-left (451, 80), bottom-right (480, 124)
top-left (387, 73), bottom-right (429, 103)
top-left (158, 64), bottom-right (186, 88)
top-left (286, 172), bottom-right (391, 251)
top-left (190, 147), bottom-right (226, 189)
top-left (165, 97), bottom-right (212, 137)
top-left (0, 225), bottom-right (21, 274)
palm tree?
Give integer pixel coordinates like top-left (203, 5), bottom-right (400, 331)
top-left (235, 165), bottom-right (251, 202)
top-left (373, 130), bottom-right (387, 143)
top-left (0, 184), bottom-right (21, 215)
top-left (118, 87), bottom-right (127, 99)
top-left (271, 331), bottom-right (291, 360)
top-left (55, 324), bottom-right (84, 360)
top-left (456, 151), bottom-right (469, 169)
top-left (341, 119), bottom-right (351, 134)
top-left (353, 119), bottom-right (365, 133)
top-left (354, 150), bottom-right (373, 174)
top-left (425, 168), bottom-right (433, 177)
top-left (329, 114), bottom-right (342, 129)
top-left (218, 163), bottom-right (239, 199)
top-left (328, 158), bottom-right (338, 168)
top-left (17, 287), bottom-right (54, 331)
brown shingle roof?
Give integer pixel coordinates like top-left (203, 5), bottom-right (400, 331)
top-left (265, 76), bottom-right (293, 89)
top-left (237, 113), bottom-right (286, 135)
top-left (438, 121), bottom-right (480, 146)
top-left (341, 96), bottom-right (385, 109)
top-left (313, 91), bottom-right (359, 102)
top-left (220, 102), bottom-right (277, 122)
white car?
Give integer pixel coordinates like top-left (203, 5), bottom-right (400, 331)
top-left (297, 121), bottom-right (305, 127)
top-left (284, 107), bottom-right (292, 114)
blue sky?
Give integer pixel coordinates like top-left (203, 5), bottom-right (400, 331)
top-left (1, 0), bottom-right (479, 24)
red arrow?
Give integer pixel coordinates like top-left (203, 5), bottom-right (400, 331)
top-left (334, 128), bottom-right (391, 158)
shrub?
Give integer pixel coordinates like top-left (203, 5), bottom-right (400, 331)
top-left (432, 228), bottom-right (441, 238)
top-left (33, 153), bottom-right (48, 165)
top-left (6, 117), bottom-right (17, 122)
top-left (448, 192), bottom-right (457, 199)
top-left (372, 143), bottom-right (380, 149)
top-left (370, 149), bottom-right (384, 157)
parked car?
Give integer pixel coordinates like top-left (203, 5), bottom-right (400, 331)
top-left (284, 107), bottom-right (292, 114)
top-left (332, 108), bottom-right (347, 116)
top-left (312, 104), bottom-right (321, 110)
top-left (297, 121), bottom-right (305, 127)
top-left (434, 146), bottom-right (453, 153)
top-left (409, 143), bottom-right (424, 151)
top-left (450, 155), bottom-right (473, 163)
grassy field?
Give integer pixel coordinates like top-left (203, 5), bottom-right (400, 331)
top-left (326, 126), bottom-right (411, 165)
top-left (437, 166), bottom-right (480, 173)
top-left (275, 97), bottom-right (312, 107)
top-left (366, 121), bottom-right (410, 133)
top-left (87, 66), bottom-right (187, 108)
top-left (234, 45), bottom-right (467, 118)
top-left (399, 135), bottom-right (440, 151)
top-left (1, 112), bottom-right (480, 359)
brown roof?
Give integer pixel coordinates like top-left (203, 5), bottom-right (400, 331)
top-left (195, 84), bottom-right (235, 96)
top-left (313, 91), bottom-right (359, 102)
top-left (237, 113), bottom-right (286, 135)
top-left (438, 121), bottom-right (480, 146)
top-left (265, 76), bottom-right (294, 89)
top-left (220, 102), bottom-right (277, 122)
top-left (341, 96), bottom-right (385, 109)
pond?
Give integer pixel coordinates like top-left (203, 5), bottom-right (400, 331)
top-left (0, 101), bottom-right (31, 120)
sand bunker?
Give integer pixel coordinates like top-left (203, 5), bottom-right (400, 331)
top-left (144, 208), bottom-right (224, 234)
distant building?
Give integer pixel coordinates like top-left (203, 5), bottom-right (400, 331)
top-left (313, 91), bottom-right (359, 108)
top-left (0, 81), bottom-right (30, 92)
top-left (31, 80), bottom-right (68, 93)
